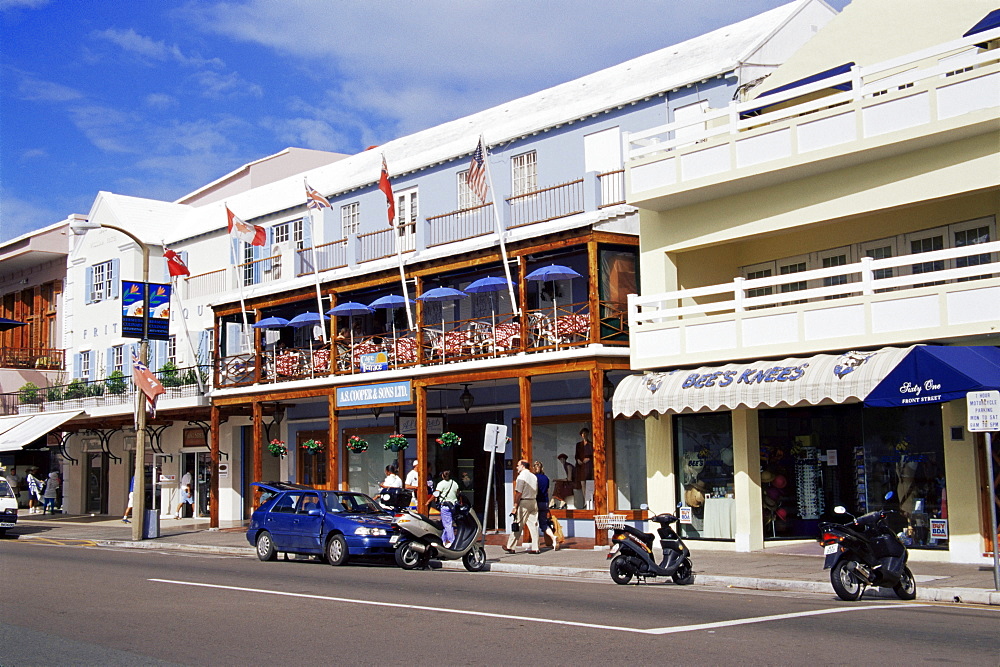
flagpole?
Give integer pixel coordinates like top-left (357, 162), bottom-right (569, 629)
top-left (305, 180), bottom-right (328, 344)
top-left (168, 271), bottom-right (205, 393)
top-left (384, 154), bottom-right (414, 330)
top-left (481, 136), bottom-right (519, 315)
top-left (227, 210), bottom-right (253, 355)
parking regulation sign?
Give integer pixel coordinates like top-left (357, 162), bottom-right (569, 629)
top-left (967, 390), bottom-right (1000, 432)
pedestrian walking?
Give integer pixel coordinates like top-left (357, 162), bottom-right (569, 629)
top-left (504, 459), bottom-right (539, 554)
top-left (532, 460), bottom-right (560, 550)
top-left (381, 464), bottom-right (402, 488)
top-left (122, 476), bottom-right (134, 523)
top-left (42, 471), bottom-right (60, 514)
top-left (174, 469), bottom-right (193, 519)
top-left (25, 467), bottom-right (45, 514)
top-left (404, 459), bottom-right (420, 510)
top-left (434, 470), bottom-right (460, 547)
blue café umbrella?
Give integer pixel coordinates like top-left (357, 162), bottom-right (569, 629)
top-left (368, 295), bottom-right (415, 359)
top-left (251, 316), bottom-right (289, 329)
top-left (287, 311), bottom-right (329, 375)
top-left (327, 302), bottom-right (374, 370)
top-left (417, 287), bottom-right (468, 362)
top-left (464, 277), bottom-right (517, 356)
top-left (0, 317), bottom-right (27, 332)
top-left (525, 264), bottom-right (582, 348)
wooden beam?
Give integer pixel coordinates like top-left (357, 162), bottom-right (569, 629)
top-left (590, 367), bottom-right (607, 546)
top-left (328, 394), bottom-right (339, 490)
top-left (252, 400), bottom-right (262, 509)
top-left (519, 376), bottom-right (532, 464)
top-left (416, 384), bottom-right (428, 512)
top-left (588, 238), bottom-right (600, 342)
top-left (209, 405), bottom-right (220, 529)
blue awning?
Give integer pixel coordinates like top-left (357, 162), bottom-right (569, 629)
top-left (864, 346), bottom-right (1000, 408)
top-left (742, 62), bottom-right (855, 118)
top-left (964, 8), bottom-right (1000, 38)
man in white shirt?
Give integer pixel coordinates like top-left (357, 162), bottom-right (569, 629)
top-left (404, 460), bottom-right (420, 509)
top-left (504, 459), bottom-right (539, 554)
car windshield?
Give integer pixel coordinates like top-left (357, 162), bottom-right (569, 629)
top-left (322, 492), bottom-right (381, 514)
top-left (0, 479), bottom-right (12, 498)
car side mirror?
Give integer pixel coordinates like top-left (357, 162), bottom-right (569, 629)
top-left (308, 508), bottom-right (322, 516)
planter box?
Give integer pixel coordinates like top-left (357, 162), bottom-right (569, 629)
top-left (18, 404), bottom-right (42, 414)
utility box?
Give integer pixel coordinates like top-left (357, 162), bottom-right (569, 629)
top-left (143, 509), bottom-right (160, 539)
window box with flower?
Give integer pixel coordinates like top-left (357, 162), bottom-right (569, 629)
top-left (301, 439), bottom-right (324, 455)
top-left (268, 439), bottom-right (288, 458)
top-left (384, 434), bottom-right (409, 452)
top-left (436, 432), bottom-right (461, 448)
top-left (346, 435), bottom-right (368, 453)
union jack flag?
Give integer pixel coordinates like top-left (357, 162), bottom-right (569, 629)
top-left (305, 180), bottom-right (331, 210)
top-left (466, 139), bottom-right (488, 204)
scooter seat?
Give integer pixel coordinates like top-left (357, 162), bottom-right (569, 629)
top-left (621, 524), bottom-right (654, 547)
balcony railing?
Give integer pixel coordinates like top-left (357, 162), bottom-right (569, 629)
top-left (357, 227), bottom-right (416, 264)
top-left (1, 365), bottom-right (209, 416)
top-left (297, 239), bottom-right (348, 276)
top-left (626, 28), bottom-right (1000, 191)
top-left (506, 179), bottom-right (584, 229)
top-left (597, 169), bottom-right (625, 208)
top-left (628, 242), bottom-right (1000, 366)
top-left (0, 347), bottom-right (64, 370)
top-left (426, 202), bottom-right (495, 247)
top-left (184, 268), bottom-right (227, 300)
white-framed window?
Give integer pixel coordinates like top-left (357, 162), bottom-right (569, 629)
top-left (741, 261), bottom-right (774, 310)
top-left (167, 335), bottom-right (177, 366)
top-left (778, 256), bottom-right (808, 305)
top-left (272, 223), bottom-right (289, 245)
top-left (81, 350), bottom-right (91, 380)
top-left (292, 219), bottom-right (304, 250)
top-left (341, 202), bottom-right (360, 237)
top-left (672, 99), bottom-right (709, 144)
top-left (89, 260), bottom-right (115, 303)
top-left (457, 171), bottom-right (479, 210)
top-left (907, 227), bottom-right (946, 286)
top-left (818, 246), bottom-right (853, 299)
top-left (393, 188), bottom-right (418, 251)
top-left (242, 241), bottom-right (256, 287)
top-left (511, 151), bottom-right (537, 197)
top-left (953, 218), bottom-right (993, 281)
top-left (112, 345), bottom-right (125, 374)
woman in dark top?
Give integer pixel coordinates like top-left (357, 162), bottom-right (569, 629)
top-left (532, 461), bottom-right (559, 550)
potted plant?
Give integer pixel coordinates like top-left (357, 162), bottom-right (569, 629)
top-left (346, 435), bottom-right (368, 453)
top-left (159, 361), bottom-right (184, 397)
top-left (63, 378), bottom-right (87, 408)
top-left (83, 381), bottom-right (104, 408)
top-left (436, 431), bottom-right (461, 448)
top-left (384, 433), bottom-right (409, 452)
top-left (17, 382), bottom-right (41, 413)
top-left (301, 438), bottom-right (324, 455)
top-left (105, 370), bottom-right (127, 404)
top-left (268, 439), bottom-right (288, 458)
top-left (45, 384), bottom-right (64, 411)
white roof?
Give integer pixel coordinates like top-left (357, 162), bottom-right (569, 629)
top-left (88, 192), bottom-right (192, 246)
top-left (156, 0), bottom-right (810, 243)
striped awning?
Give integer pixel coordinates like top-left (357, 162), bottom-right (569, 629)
top-left (0, 411), bottom-right (82, 452)
top-left (612, 347), bottom-right (914, 417)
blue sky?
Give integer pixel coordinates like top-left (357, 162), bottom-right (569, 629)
top-left (0, 0), bottom-right (847, 243)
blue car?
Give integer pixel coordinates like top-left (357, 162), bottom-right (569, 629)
top-left (247, 482), bottom-right (396, 565)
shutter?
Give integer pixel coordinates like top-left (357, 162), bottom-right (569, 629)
top-left (73, 353), bottom-right (82, 379)
top-left (302, 218), bottom-right (313, 250)
top-left (85, 267), bottom-right (95, 304)
top-left (106, 347), bottom-right (115, 377)
top-left (197, 329), bottom-right (210, 368)
top-left (110, 259), bottom-right (121, 299)
top-left (180, 251), bottom-right (189, 271)
top-left (88, 352), bottom-right (97, 381)
top-left (155, 340), bottom-right (168, 372)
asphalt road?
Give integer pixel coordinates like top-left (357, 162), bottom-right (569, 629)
top-left (2, 537), bottom-right (998, 666)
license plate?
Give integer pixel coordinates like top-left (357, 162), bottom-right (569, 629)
top-left (823, 543), bottom-right (839, 555)
top-left (0, 521), bottom-right (14, 528)
top-left (389, 535), bottom-right (400, 545)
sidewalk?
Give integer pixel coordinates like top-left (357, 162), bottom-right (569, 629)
top-left (11, 514), bottom-right (1000, 606)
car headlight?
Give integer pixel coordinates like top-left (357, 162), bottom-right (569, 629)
top-left (354, 526), bottom-right (388, 536)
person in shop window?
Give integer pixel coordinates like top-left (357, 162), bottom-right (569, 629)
top-left (574, 428), bottom-right (594, 510)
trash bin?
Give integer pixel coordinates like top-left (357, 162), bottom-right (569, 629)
top-left (143, 509), bottom-right (160, 539)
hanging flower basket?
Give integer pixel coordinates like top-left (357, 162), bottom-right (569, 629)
top-left (301, 439), bottom-right (324, 454)
top-left (267, 439), bottom-right (288, 458)
top-left (384, 434), bottom-right (409, 452)
top-left (436, 432), bottom-right (461, 448)
top-left (346, 435), bottom-right (368, 454)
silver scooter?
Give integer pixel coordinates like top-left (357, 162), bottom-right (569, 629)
top-left (381, 489), bottom-right (487, 572)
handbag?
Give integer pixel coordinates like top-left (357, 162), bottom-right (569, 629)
top-left (510, 521), bottom-right (520, 533)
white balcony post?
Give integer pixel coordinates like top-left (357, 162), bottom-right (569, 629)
top-left (729, 101), bottom-right (739, 134)
top-left (733, 277), bottom-right (746, 312)
top-left (860, 256), bottom-right (874, 295)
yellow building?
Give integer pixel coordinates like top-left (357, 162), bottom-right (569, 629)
top-left (616, 0), bottom-right (1000, 563)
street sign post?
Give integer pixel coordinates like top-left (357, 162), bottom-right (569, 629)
top-left (967, 390), bottom-right (1000, 591)
top-left (481, 423), bottom-right (508, 546)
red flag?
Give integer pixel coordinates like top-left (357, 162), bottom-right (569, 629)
top-left (379, 157), bottom-right (395, 227)
top-left (226, 206), bottom-right (266, 246)
top-left (164, 249), bottom-right (190, 277)
top-left (132, 350), bottom-right (165, 417)
top-left (466, 139), bottom-right (488, 204)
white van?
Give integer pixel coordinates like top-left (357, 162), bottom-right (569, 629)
top-left (0, 477), bottom-right (17, 536)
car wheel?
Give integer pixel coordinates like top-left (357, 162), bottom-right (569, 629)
top-left (831, 559), bottom-right (864, 601)
top-left (325, 534), bottom-right (349, 566)
top-left (894, 566), bottom-right (917, 600)
top-left (255, 531), bottom-right (276, 562)
top-left (671, 557), bottom-right (695, 585)
top-left (394, 541), bottom-right (427, 570)
top-left (610, 555), bottom-right (634, 585)
top-left (462, 544), bottom-right (487, 572)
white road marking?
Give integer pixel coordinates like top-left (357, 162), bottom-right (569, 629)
top-left (149, 578), bottom-right (926, 635)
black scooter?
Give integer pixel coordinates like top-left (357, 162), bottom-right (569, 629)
top-left (818, 501), bottom-right (916, 601)
top-left (607, 505), bottom-right (693, 585)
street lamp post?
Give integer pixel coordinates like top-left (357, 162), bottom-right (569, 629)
top-left (72, 219), bottom-right (151, 541)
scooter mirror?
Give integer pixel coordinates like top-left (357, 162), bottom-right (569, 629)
top-left (884, 491), bottom-right (895, 501)
top-left (833, 505), bottom-right (848, 514)
top-left (639, 503), bottom-right (649, 511)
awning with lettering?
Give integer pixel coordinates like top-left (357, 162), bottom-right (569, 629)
top-left (0, 411), bottom-right (83, 453)
top-left (612, 345), bottom-right (1000, 417)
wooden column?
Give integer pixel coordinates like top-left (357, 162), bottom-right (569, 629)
top-left (416, 383), bottom-right (428, 511)
top-left (209, 405), bottom-right (221, 528)
top-left (587, 239), bottom-right (600, 342)
top-left (328, 393), bottom-right (339, 489)
top-left (591, 367), bottom-right (608, 545)
top-left (517, 259), bottom-right (528, 350)
top-left (518, 375), bottom-right (532, 463)
top-left (252, 401), bottom-right (263, 509)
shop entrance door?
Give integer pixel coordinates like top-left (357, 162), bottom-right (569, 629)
top-left (85, 452), bottom-right (109, 514)
top-left (297, 430), bottom-right (329, 488)
top-left (181, 452), bottom-right (212, 518)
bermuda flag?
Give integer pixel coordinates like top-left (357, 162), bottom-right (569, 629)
top-left (466, 139), bottom-right (488, 204)
top-left (164, 249), bottom-right (190, 277)
top-left (226, 206), bottom-right (266, 246)
top-left (132, 350), bottom-right (165, 417)
top-left (379, 156), bottom-right (396, 227)
top-left (305, 180), bottom-right (331, 210)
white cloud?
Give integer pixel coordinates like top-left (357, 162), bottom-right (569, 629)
top-left (20, 148), bottom-right (47, 160)
top-left (0, 187), bottom-right (63, 242)
top-left (91, 28), bottom-right (225, 69)
top-left (144, 93), bottom-right (178, 110)
top-left (0, 0), bottom-right (48, 10)
top-left (189, 70), bottom-right (263, 100)
top-left (17, 76), bottom-right (83, 102)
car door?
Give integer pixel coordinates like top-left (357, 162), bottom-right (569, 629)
top-left (264, 492), bottom-right (301, 551)
top-left (295, 492), bottom-right (324, 552)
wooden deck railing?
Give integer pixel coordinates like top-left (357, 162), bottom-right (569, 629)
top-left (426, 202), bottom-right (495, 247)
top-left (0, 347), bottom-right (64, 370)
top-left (597, 169), bottom-right (625, 208)
top-left (185, 268), bottom-right (227, 299)
top-left (297, 239), bottom-right (348, 276)
top-left (357, 228), bottom-right (415, 263)
top-left (506, 179), bottom-right (584, 229)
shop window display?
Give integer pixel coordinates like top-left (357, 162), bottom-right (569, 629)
top-left (613, 419), bottom-right (646, 511)
top-left (674, 413), bottom-right (735, 540)
top-left (531, 420), bottom-right (592, 510)
top-left (346, 429), bottom-right (398, 497)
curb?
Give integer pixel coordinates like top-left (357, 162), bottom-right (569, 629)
top-left (91, 539), bottom-right (1000, 606)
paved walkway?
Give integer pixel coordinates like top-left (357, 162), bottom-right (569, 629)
top-left (10, 514), bottom-right (1000, 606)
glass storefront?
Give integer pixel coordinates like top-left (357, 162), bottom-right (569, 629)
top-left (530, 419), bottom-right (591, 510)
top-left (613, 419), bottom-right (646, 510)
top-left (675, 412), bottom-right (735, 540)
